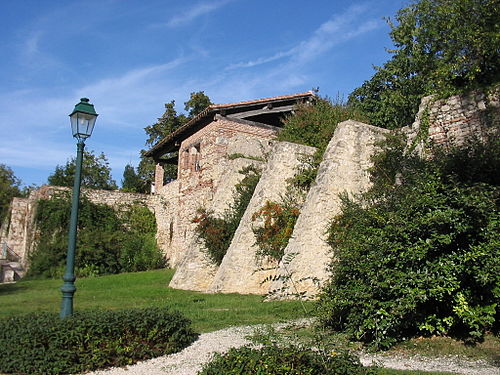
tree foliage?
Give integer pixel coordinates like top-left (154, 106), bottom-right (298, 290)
top-left (144, 101), bottom-right (187, 148)
top-left (184, 90), bottom-right (212, 118)
top-left (138, 91), bottom-right (212, 191)
top-left (318, 135), bottom-right (500, 348)
top-left (0, 164), bottom-right (22, 223)
top-left (28, 196), bottom-right (165, 278)
top-left (121, 164), bottom-right (142, 193)
top-left (278, 97), bottom-right (367, 151)
top-left (48, 150), bottom-right (117, 190)
top-left (348, 0), bottom-right (500, 129)
top-left (252, 200), bottom-right (300, 262)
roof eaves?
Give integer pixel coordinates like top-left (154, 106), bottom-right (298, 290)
top-left (144, 106), bottom-right (215, 157)
top-left (144, 91), bottom-right (316, 157)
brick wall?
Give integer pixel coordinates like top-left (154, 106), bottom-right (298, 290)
top-left (154, 117), bottom-right (276, 267)
top-left (404, 87), bottom-right (499, 153)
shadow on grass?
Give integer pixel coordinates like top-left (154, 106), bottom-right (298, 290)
top-left (0, 282), bottom-right (28, 295)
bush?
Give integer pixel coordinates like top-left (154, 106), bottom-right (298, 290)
top-left (0, 307), bottom-right (197, 375)
top-left (278, 97), bottom-right (367, 151)
top-left (194, 165), bottom-right (261, 265)
top-left (318, 136), bottom-right (499, 349)
top-left (198, 344), bottom-right (377, 375)
top-left (28, 196), bottom-right (165, 278)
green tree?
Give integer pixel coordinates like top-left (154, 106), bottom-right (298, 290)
top-left (318, 136), bottom-right (500, 348)
top-left (48, 150), bottom-right (117, 190)
top-left (144, 101), bottom-right (186, 148)
top-left (184, 91), bottom-right (212, 118)
top-left (0, 164), bottom-right (22, 222)
top-left (121, 164), bottom-right (142, 192)
top-left (349, 0), bottom-right (500, 129)
top-left (278, 97), bottom-right (367, 151)
top-left (28, 196), bottom-right (164, 278)
top-left (138, 91), bottom-right (212, 191)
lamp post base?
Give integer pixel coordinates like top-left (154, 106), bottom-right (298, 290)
top-left (60, 278), bottom-right (76, 318)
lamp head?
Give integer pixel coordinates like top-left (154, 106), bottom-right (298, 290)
top-left (69, 98), bottom-right (98, 140)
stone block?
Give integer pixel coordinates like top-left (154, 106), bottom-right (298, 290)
top-left (208, 141), bottom-right (316, 294)
top-left (269, 120), bottom-right (390, 299)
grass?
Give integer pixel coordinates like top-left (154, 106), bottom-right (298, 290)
top-left (0, 268), bottom-right (312, 333)
top-left (1, 270), bottom-right (497, 375)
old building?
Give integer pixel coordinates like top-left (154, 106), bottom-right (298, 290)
top-left (144, 92), bottom-right (316, 268)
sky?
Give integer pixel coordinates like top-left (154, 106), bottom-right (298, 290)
top-left (0, 0), bottom-right (409, 188)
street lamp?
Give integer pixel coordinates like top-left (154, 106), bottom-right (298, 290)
top-left (60, 98), bottom-right (98, 318)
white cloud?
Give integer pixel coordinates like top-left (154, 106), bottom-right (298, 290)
top-left (23, 31), bottom-right (43, 58)
top-left (227, 5), bottom-right (380, 71)
top-left (226, 50), bottom-right (294, 70)
top-left (165, 0), bottom-right (233, 28)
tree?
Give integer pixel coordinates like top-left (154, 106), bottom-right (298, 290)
top-left (121, 164), bottom-right (142, 192)
top-left (48, 150), bottom-right (117, 190)
top-left (0, 164), bottom-right (22, 222)
top-left (138, 91), bottom-right (213, 191)
top-left (348, 0), bottom-right (500, 129)
top-left (143, 101), bottom-right (187, 148)
top-left (184, 91), bottom-right (212, 118)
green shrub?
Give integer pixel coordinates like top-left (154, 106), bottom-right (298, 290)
top-left (318, 136), bottom-right (499, 349)
top-left (0, 307), bottom-right (197, 375)
top-left (28, 196), bottom-right (164, 278)
top-left (278, 97), bottom-right (368, 151)
top-left (198, 344), bottom-right (377, 375)
top-left (194, 165), bottom-right (261, 265)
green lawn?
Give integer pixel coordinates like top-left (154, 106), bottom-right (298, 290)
top-left (1, 270), bottom-right (496, 375)
top-left (0, 269), bottom-right (312, 333)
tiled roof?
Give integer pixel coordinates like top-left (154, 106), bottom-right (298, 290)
top-left (209, 91), bottom-right (315, 110)
top-left (144, 91), bottom-right (315, 157)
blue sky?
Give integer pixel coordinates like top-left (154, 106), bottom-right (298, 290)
top-left (0, 0), bottom-right (408, 188)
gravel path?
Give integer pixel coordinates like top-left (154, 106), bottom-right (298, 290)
top-left (84, 321), bottom-right (499, 375)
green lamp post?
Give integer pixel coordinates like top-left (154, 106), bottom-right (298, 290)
top-left (60, 98), bottom-right (98, 318)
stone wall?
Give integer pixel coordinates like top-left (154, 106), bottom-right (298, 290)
top-left (209, 141), bottom-right (316, 294)
top-left (269, 120), bottom-right (389, 299)
top-left (170, 89), bottom-right (497, 297)
top-left (0, 186), bottom-right (153, 268)
top-left (149, 181), bottom-right (181, 265)
top-left (404, 87), bottom-right (499, 154)
top-left (4, 88), bottom-right (496, 289)
top-left (155, 117), bottom-right (275, 270)
top-left (169, 157), bottom-right (264, 291)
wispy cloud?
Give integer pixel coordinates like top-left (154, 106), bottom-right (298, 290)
top-left (165, 0), bottom-right (233, 28)
top-left (23, 31), bottom-right (43, 58)
top-left (226, 50), bottom-right (294, 70)
top-left (227, 5), bottom-right (380, 71)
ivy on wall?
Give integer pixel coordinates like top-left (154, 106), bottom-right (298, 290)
top-left (28, 194), bottom-right (165, 278)
top-left (193, 165), bottom-right (261, 266)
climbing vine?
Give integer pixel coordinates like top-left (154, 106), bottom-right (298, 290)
top-left (193, 165), bottom-right (261, 266)
top-left (251, 200), bottom-right (300, 262)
